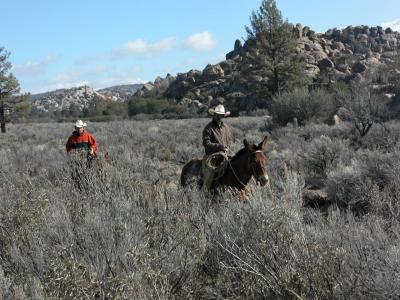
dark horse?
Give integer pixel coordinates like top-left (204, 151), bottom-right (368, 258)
top-left (180, 136), bottom-right (269, 192)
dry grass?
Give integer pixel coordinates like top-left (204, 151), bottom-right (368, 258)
top-left (1, 117), bottom-right (400, 299)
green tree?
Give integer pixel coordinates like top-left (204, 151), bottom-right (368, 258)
top-left (14, 101), bottom-right (32, 119)
top-left (128, 97), bottom-right (169, 116)
top-left (240, 0), bottom-right (308, 105)
top-left (83, 99), bottom-right (107, 117)
top-left (0, 47), bottom-right (20, 133)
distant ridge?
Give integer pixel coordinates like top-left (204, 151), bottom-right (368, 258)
top-left (30, 84), bottom-right (143, 113)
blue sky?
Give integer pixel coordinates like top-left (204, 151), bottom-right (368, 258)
top-left (2, 0), bottom-right (400, 94)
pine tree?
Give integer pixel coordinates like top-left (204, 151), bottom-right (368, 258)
top-left (240, 0), bottom-right (308, 104)
top-left (0, 47), bottom-right (20, 133)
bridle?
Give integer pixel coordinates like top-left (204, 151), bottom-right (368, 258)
top-left (226, 150), bottom-right (266, 188)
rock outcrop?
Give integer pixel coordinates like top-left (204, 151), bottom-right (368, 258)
top-left (97, 84), bottom-right (142, 101)
top-left (31, 25), bottom-right (400, 114)
top-left (133, 25), bottom-right (400, 112)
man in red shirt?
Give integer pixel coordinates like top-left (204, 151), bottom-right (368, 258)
top-left (66, 120), bottom-right (97, 156)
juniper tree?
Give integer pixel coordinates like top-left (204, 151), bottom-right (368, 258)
top-left (240, 0), bottom-right (308, 106)
top-left (0, 47), bottom-right (20, 133)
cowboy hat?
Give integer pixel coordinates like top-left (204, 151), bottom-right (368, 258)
top-left (208, 104), bottom-right (230, 117)
top-left (74, 120), bottom-right (87, 128)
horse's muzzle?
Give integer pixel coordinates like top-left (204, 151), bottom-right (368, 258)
top-left (257, 175), bottom-right (269, 187)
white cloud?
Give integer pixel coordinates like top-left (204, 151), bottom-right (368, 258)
top-left (74, 54), bottom-right (106, 65)
top-left (114, 37), bottom-right (176, 58)
top-left (128, 66), bottom-right (143, 74)
top-left (34, 65), bottom-right (145, 93)
top-left (42, 80), bottom-right (90, 92)
top-left (94, 76), bottom-right (144, 89)
top-left (381, 19), bottom-right (400, 32)
top-left (13, 55), bottom-right (54, 77)
top-left (93, 65), bottom-right (107, 74)
top-left (184, 32), bottom-right (217, 51)
top-left (53, 73), bottom-right (71, 82)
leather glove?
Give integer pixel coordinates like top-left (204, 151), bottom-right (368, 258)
top-left (218, 144), bottom-right (225, 151)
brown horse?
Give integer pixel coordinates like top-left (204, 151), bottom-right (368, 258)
top-left (180, 136), bottom-right (269, 191)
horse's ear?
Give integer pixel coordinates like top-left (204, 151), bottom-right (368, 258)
top-left (243, 139), bottom-right (250, 149)
top-left (104, 152), bottom-right (111, 164)
top-left (257, 136), bottom-right (268, 150)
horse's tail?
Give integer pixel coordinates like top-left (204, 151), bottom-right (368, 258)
top-left (180, 159), bottom-right (202, 187)
top-left (180, 160), bottom-right (193, 187)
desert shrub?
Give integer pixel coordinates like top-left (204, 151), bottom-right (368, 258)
top-left (326, 161), bottom-right (374, 213)
top-left (358, 121), bottom-right (400, 151)
top-left (334, 82), bottom-right (389, 138)
top-left (2, 118), bottom-right (400, 298)
top-left (299, 135), bottom-right (349, 180)
top-left (369, 182), bottom-right (400, 223)
top-left (296, 122), bottom-right (353, 141)
top-left (243, 108), bottom-right (270, 117)
top-left (359, 149), bottom-right (400, 188)
top-left (270, 88), bottom-right (336, 126)
top-left (201, 171), bottom-right (400, 299)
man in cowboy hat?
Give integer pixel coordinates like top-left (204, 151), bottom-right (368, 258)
top-left (202, 103), bottom-right (231, 189)
top-left (203, 104), bottom-right (231, 155)
top-left (66, 120), bottom-right (97, 156)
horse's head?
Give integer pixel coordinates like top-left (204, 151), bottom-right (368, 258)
top-left (243, 136), bottom-right (269, 187)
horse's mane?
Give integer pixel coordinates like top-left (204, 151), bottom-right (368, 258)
top-left (230, 147), bottom-right (248, 163)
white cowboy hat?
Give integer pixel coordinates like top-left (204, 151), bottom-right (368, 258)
top-left (74, 120), bottom-right (87, 128)
top-left (208, 104), bottom-right (230, 117)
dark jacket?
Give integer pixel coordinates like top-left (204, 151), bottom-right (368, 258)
top-left (202, 119), bottom-right (230, 155)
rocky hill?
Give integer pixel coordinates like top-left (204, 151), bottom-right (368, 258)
top-left (30, 25), bottom-right (400, 115)
top-left (30, 84), bottom-right (142, 113)
top-left (97, 84), bottom-right (143, 101)
top-left (134, 24), bottom-right (400, 111)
